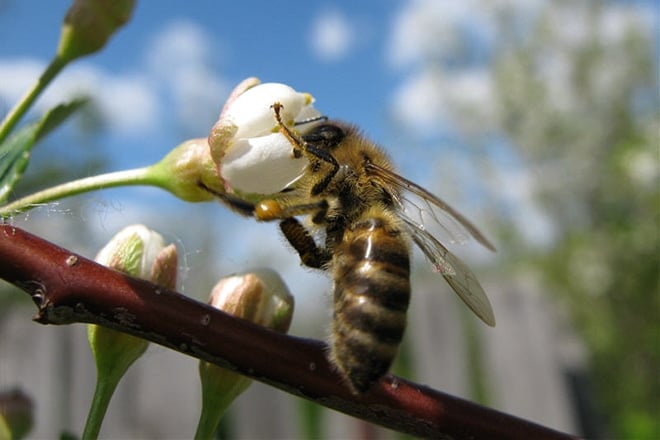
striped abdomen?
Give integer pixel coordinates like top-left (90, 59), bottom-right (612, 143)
top-left (330, 214), bottom-right (411, 393)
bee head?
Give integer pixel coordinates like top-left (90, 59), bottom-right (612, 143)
top-left (302, 123), bottom-right (346, 150)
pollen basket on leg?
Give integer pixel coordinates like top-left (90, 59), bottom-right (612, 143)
top-left (254, 200), bottom-right (284, 220)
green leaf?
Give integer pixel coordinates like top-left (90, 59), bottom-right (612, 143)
top-left (0, 98), bottom-right (87, 204)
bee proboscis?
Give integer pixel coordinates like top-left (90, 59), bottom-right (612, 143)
top-left (213, 102), bottom-right (495, 393)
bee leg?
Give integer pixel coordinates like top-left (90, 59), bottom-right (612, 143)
top-left (304, 144), bottom-right (339, 196)
top-left (279, 218), bottom-right (331, 269)
top-left (254, 199), bottom-right (328, 222)
top-left (198, 184), bottom-right (257, 217)
top-left (254, 198), bottom-right (332, 268)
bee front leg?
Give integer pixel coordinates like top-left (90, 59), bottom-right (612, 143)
top-left (279, 218), bottom-right (331, 269)
top-left (199, 185), bottom-right (257, 217)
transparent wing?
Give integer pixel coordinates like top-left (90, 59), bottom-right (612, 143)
top-left (401, 216), bottom-right (496, 326)
top-left (367, 162), bottom-right (496, 326)
top-left (366, 162), bottom-right (496, 251)
top-left (398, 189), bottom-right (471, 248)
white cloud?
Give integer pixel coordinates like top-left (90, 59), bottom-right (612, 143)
top-left (388, 0), bottom-right (655, 136)
top-left (0, 59), bottom-right (159, 136)
top-left (0, 20), bottom-right (227, 139)
top-left (488, 165), bottom-right (556, 248)
top-left (598, 4), bottom-right (655, 43)
top-left (388, 1), bottom-right (463, 68)
top-left (76, 68), bottom-right (159, 135)
top-left (309, 8), bottom-right (355, 62)
top-left (56, 66), bottom-right (159, 135)
top-left (147, 20), bottom-right (229, 133)
top-left (390, 69), bottom-right (446, 132)
top-left (385, 0), bottom-right (538, 68)
top-left (147, 20), bottom-right (213, 71)
top-left (0, 58), bottom-right (44, 106)
top-left (539, 2), bottom-right (655, 114)
top-left (387, 0), bottom-right (498, 69)
top-left (391, 68), bottom-right (498, 135)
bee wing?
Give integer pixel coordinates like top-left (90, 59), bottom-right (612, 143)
top-left (366, 162), bottom-right (496, 326)
top-left (367, 162), bottom-right (496, 252)
top-left (401, 216), bottom-right (496, 327)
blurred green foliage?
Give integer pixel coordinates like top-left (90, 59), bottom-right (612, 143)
top-left (492, 3), bottom-right (659, 438)
top-left (398, 1), bottom-right (658, 437)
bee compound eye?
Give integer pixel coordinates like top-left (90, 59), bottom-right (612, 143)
top-left (303, 123), bottom-right (346, 147)
top-left (255, 200), bottom-right (284, 221)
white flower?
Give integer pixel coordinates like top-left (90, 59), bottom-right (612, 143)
top-left (209, 80), bottom-right (323, 195)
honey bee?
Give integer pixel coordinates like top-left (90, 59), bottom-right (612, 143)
top-left (212, 103), bottom-right (496, 393)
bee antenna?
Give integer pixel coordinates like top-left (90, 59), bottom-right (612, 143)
top-left (294, 114), bottom-right (328, 126)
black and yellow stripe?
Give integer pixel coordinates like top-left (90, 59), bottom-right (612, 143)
top-left (331, 215), bottom-right (410, 393)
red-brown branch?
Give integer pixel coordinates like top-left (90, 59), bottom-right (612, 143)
top-left (0, 224), bottom-right (579, 439)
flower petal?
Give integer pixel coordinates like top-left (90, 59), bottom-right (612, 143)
top-left (220, 133), bottom-right (306, 194)
top-left (223, 83), bottom-right (312, 138)
top-left (293, 105), bottom-right (324, 133)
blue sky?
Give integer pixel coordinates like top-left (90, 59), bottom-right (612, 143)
top-left (0, 1), bottom-right (406, 166)
top-left (1, 0), bottom-right (654, 173)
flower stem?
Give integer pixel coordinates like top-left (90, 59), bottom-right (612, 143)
top-left (82, 376), bottom-right (119, 440)
top-left (0, 55), bottom-right (68, 144)
top-left (0, 167), bottom-right (154, 218)
top-left (194, 400), bottom-right (223, 440)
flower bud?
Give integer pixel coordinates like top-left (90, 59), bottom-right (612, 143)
top-left (0, 389), bottom-right (33, 440)
top-left (94, 225), bottom-right (177, 281)
top-left (57, 0), bottom-right (136, 63)
top-left (149, 138), bottom-right (226, 201)
top-left (84, 225), bottom-right (177, 439)
top-left (89, 225), bottom-right (178, 368)
top-left (209, 79), bottom-right (324, 196)
top-left (195, 269), bottom-right (294, 438)
top-left (208, 269), bottom-right (294, 332)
